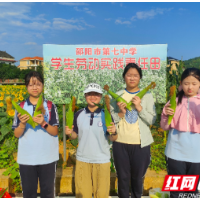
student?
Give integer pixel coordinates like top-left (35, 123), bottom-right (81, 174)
top-left (110, 63), bottom-right (157, 198)
top-left (12, 71), bottom-right (59, 198)
top-left (65, 83), bottom-right (117, 198)
top-left (160, 68), bottom-right (200, 198)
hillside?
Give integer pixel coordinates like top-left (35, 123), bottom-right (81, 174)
top-left (183, 56), bottom-right (200, 69)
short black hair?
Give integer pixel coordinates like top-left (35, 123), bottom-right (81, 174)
top-left (25, 71), bottom-right (44, 87)
top-left (122, 63), bottom-right (142, 79)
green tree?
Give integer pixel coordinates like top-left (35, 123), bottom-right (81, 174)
top-left (0, 63), bottom-right (43, 80)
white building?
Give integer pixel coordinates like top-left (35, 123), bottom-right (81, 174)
top-left (0, 51), bottom-right (16, 65)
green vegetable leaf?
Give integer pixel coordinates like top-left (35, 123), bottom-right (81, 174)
top-left (0, 117), bottom-right (8, 125)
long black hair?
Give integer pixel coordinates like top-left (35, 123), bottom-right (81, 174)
top-left (177, 68), bottom-right (200, 105)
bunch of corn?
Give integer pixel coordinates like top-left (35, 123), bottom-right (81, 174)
top-left (168, 85), bottom-right (176, 125)
top-left (104, 85), bottom-right (132, 111)
top-left (66, 96), bottom-right (76, 129)
top-left (12, 100), bottom-right (36, 128)
top-left (136, 82), bottom-right (156, 99)
top-left (33, 94), bottom-right (45, 126)
top-left (104, 95), bottom-right (113, 135)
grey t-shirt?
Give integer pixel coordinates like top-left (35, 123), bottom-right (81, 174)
top-left (73, 107), bottom-right (111, 164)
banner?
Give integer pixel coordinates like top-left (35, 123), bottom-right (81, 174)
top-left (43, 44), bottom-right (167, 104)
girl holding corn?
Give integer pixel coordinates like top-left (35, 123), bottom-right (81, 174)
top-left (65, 83), bottom-right (117, 198)
top-left (110, 63), bottom-right (157, 198)
top-left (160, 68), bottom-right (200, 198)
top-left (12, 71), bottom-right (59, 198)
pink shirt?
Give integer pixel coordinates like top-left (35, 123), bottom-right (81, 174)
top-left (160, 94), bottom-right (200, 133)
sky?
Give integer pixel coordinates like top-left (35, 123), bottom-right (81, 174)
top-left (0, 2), bottom-right (200, 65)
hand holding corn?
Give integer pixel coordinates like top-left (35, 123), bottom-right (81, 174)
top-left (128, 82), bottom-right (156, 110)
top-left (131, 96), bottom-right (142, 112)
top-left (18, 113), bottom-right (29, 125)
top-left (165, 104), bottom-right (174, 116)
top-left (33, 114), bottom-right (45, 126)
top-left (12, 98), bottom-right (36, 128)
top-left (104, 85), bottom-right (132, 111)
top-left (65, 125), bottom-right (74, 136)
top-left (106, 122), bottom-right (116, 135)
top-left (117, 102), bottom-right (127, 114)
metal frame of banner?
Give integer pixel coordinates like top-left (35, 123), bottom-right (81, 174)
top-left (63, 104), bottom-right (66, 162)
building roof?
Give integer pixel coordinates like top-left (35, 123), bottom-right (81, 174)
top-left (0, 51), bottom-right (14, 59)
top-left (0, 58), bottom-right (16, 62)
top-left (20, 56), bottom-right (43, 61)
top-left (167, 56), bottom-right (179, 61)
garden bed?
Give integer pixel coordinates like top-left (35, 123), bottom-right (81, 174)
top-left (0, 166), bottom-right (167, 197)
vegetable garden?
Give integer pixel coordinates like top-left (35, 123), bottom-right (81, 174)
top-left (0, 61), bottom-right (184, 193)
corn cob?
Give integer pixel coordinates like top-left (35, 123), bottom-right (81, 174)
top-left (163, 130), bottom-right (167, 144)
top-left (5, 96), bottom-right (13, 112)
top-left (66, 96), bottom-right (76, 129)
top-left (104, 95), bottom-right (113, 135)
top-left (33, 94), bottom-right (45, 126)
top-left (126, 82), bottom-right (156, 108)
top-left (12, 100), bottom-right (36, 128)
top-left (136, 82), bottom-right (156, 99)
top-left (104, 85), bottom-right (132, 111)
top-left (168, 85), bottom-right (176, 125)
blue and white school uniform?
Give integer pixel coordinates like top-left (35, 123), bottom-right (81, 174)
top-left (12, 97), bottom-right (59, 198)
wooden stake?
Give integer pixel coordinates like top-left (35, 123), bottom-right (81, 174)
top-left (63, 104), bottom-right (66, 162)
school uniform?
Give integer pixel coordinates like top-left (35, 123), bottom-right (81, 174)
top-left (12, 97), bottom-right (59, 198)
top-left (73, 106), bottom-right (111, 198)
top-left (161, 95), bottom-right (200, 198)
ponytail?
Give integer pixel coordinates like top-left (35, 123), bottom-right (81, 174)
top-left (177, 90), bottom-right (184, 105)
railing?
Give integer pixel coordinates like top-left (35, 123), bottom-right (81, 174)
top-left (0, 79), bottom-right (25, 85)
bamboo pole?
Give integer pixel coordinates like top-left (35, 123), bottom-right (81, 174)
top-left (63, 104), bottom-right (66, 162)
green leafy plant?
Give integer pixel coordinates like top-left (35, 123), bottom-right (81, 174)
top-left (110, 148), bottom-right (115, 173)
top-left (0, 135), bottom-right (21, 192)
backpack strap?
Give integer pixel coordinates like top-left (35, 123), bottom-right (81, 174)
top-left (47, 100), bottom-right (53, 121)
top-left (19, 101), bottom-right (25, 108)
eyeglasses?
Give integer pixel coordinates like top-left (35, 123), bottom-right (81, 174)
top-left (28, 84), bottom-right (42, 88)
top-left (126, 74), bottom-right (140, 79)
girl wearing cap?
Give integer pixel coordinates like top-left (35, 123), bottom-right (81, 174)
top-left (110, 63), bottom-right (157, 198)
top-left (65, 83), bottom-right (117, 198)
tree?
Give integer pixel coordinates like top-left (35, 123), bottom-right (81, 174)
top-left (0, 63), bottom-right (44, 80)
